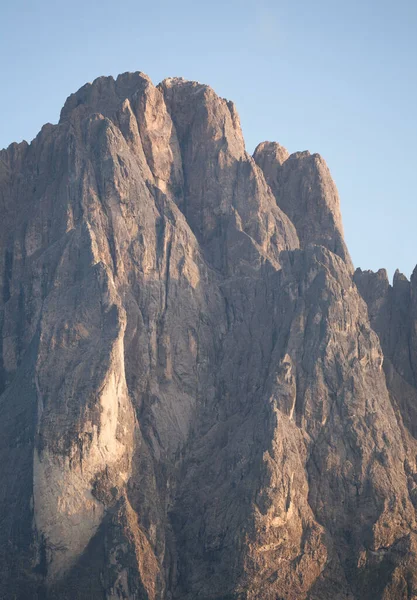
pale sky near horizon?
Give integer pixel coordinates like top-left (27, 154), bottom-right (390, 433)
top-left (1, 0), bottom-right (416, 280)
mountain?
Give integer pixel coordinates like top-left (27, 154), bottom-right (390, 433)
top-left (1, 71), bottom-right (416, 600)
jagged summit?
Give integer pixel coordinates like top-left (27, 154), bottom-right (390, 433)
top-left (254, 140), bottom-right (290, 166)
top-left (1, 71), bottom-right (417, 600)
top-left (254, 140), bottom-right (352, 268)
top-left (2, 70), bottom-right (352, 273)
top-left (59, 71), bottom-right (152, 121)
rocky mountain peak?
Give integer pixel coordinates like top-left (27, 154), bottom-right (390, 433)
top-left (254, 141), bottom-right (353, 268)
top-left (0, 70), bottom-right (416, 600)
top-left (254, 140), bottom-right (290, 166)
top-left (59, 71), bottom-right (152, 122)
top-left (158, 76), bottom-right (299, 272)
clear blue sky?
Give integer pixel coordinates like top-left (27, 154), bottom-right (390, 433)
top-left (2, 0), bottom-right (416, 279)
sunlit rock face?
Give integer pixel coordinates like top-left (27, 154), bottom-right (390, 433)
top-left (253, 141), bottom-right (353, 270)
top-left (0, 71), bottom-right (416, 600)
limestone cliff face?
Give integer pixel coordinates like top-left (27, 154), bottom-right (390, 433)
top-left (0, 72), bottom-right (416, 600)
top-left (253, 142), bottom-right (352, 269)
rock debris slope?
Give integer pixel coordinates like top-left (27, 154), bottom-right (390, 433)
top-left (0, 71), bottom-right (416, 600)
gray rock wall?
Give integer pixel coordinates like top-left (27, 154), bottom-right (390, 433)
top-left (0, 71), bottom-right (416, 600)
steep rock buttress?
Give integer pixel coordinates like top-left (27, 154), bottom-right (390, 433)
top-left (0, 72), bottom-right (416, 600)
